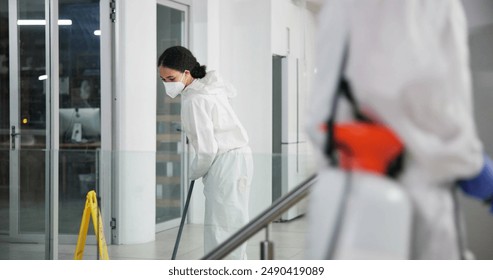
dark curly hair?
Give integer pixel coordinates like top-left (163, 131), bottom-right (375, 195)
top-left (157, 46), bottom-right (207, 79)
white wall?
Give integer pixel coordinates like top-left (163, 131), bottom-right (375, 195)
top-left (186, 0), bottom-right (209, 226)
top-left (271, 0), bottom-right (317, 151)
top-left (271, 0), bottom-right (318, 220)
top-left (219, 0), bottom-right (273, 221)
top-left (113, 0), bottom-right (157, 244)
top-left (188, 0), bottom-right (273, 224)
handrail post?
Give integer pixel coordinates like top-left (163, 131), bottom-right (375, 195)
top-left (260, 224), bottom-right (274, 260)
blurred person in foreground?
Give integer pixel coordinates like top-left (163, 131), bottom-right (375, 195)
top-left (305, 0), bottom-right (493, 259)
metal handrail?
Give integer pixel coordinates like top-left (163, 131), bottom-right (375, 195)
top-left (202, 173), bottom-right (318, 260)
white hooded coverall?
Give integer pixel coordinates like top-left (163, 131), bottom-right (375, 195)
top-left (306, 0), bottom-right (484, 259)
top-left (181, 71), bottom-right (253, 260)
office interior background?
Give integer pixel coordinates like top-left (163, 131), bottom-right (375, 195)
top-left (0, 0), bottom-right (493, 260)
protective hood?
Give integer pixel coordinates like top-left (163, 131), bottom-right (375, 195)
top-left (185, 70), bottom-right (238, 98)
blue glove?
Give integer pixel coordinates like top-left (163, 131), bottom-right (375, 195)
top-left (458, 154), bottom-right (493, 213)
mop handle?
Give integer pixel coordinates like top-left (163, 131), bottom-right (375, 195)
top-left (172, 180), bottom-right (195, 260)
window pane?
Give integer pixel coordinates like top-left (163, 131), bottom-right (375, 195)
top-left (156, 5), bottom-right (185, 225)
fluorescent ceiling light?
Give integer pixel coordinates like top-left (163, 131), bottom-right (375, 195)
top-left (38, 75), bottom-right (47, 81)
top-left (17, 19), bottom-right (72, 26)
top-left (94, 30), bottom-right (101, 36)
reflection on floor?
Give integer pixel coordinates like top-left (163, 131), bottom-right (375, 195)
top-left (56, 216), bottom-right (307, 260)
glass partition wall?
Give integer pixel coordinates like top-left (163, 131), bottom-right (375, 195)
top-left (58, 0), bottom-right (101, 238)
top-left (0, 0), bottom-right (107, 259)
top-left (156, 0), bottom-right (189, 231)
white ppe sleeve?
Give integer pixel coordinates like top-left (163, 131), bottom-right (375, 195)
top-left (183, 98), bottom-right (219, 180)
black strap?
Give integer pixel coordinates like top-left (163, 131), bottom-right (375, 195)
top-left (339, 80), bottom-right (372, 123)
top-left (323, 42), bottom-right (372, 165)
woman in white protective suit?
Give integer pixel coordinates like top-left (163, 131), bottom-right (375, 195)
top-left (158, 46), bottom-right (253, 260)
top-left (306, 0), bottom-right (493, 259)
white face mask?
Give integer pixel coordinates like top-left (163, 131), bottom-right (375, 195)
top-left (163, 72), bottom-right (185, 98)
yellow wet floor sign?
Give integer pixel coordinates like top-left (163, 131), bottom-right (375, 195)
top-left (74, 190), bottom-right (109, 260)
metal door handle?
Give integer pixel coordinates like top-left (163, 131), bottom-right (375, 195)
top-left (11, 126), bottom-right (20, 150)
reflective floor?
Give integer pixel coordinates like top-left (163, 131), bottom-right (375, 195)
top-left (55, 217), bottom-right (307, 260)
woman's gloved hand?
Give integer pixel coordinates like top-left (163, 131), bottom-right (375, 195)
top-left (458, 154), bottom-right (493, 213)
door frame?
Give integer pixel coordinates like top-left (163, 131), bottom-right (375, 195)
top-left (7, 0), bottom-right (21, 244)
top-left (4, 0), bottom-right (59, 258)
top-left (155, 0), bottom-right (190, 233)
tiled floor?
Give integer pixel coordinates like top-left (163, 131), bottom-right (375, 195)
top-left (57, 216), bottom-right (308, 260)
top-left (0, 216), bottom-right (307, 260)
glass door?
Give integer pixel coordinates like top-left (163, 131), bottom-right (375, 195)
top-left (156, 0), bottom-right (189, 231)
top-left (56, 0), bottom-right (111, 258)
top-left (57, 0), bottom-right (104, 244)
top-left (0, 0), bottom-right (109, 259)
top-left (0, 0), bottom-right (49, 259)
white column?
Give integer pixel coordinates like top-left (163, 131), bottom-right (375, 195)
top-left (113, 0), bottom-right (157, 244)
